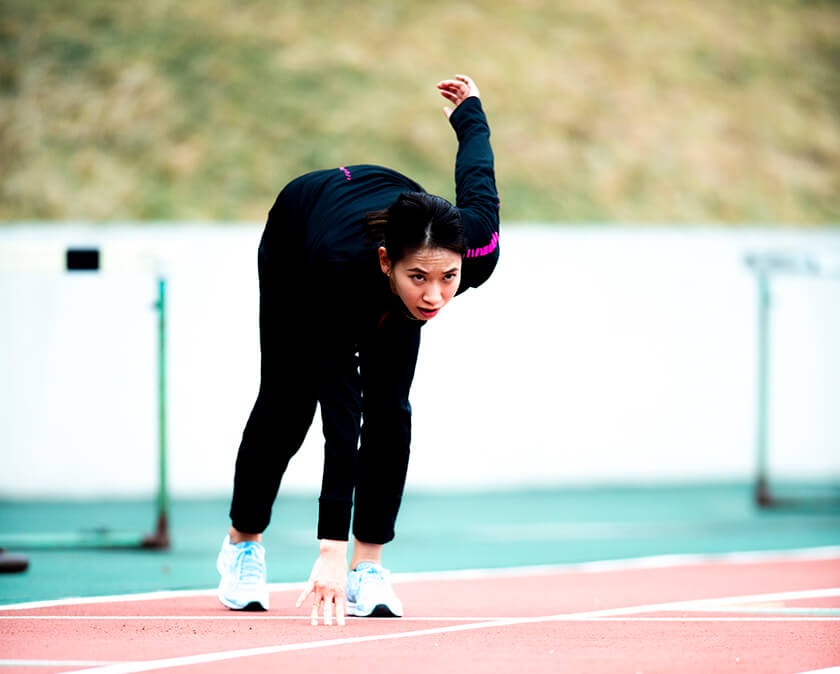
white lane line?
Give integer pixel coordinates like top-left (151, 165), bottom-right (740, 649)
top-left (578, 617), bottom-right (840, 622)
top-left (0, 660), bottom-right (122, 667)
top-left (63, 587), bottom-right (840, 674)
top-left (689, 607), bottom-right (840, 616)
top-left (5, 587), bottom-right (839, 623)
top-left (2, 545), bottom-right (838, 613)
top-left (7, 587), bottom-right (838, 623)
top-left (0, 615), bottom-right (512, 622)
top-left (1, 615), bottom-right (838, 623)
top-left (677, 587), bottom-right (840, 608)
top-left (63, 621), bottom-right (559, 674)
top-left (0, 589), bottom-right (231, 613)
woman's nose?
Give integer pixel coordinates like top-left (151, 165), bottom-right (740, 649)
top-left (423, 283), bottom-right (443, 304)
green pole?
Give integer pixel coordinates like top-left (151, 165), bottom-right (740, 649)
top-left (755, 269), bottom-right (772, 507)
top-left (0, 264), bottom-right (173, 551)
top-left (144, 275), bottom-right (170, 548)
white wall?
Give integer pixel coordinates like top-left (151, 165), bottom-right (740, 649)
top-left (1, 224), bottom-right (838, 498)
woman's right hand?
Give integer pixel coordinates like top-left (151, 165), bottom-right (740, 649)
top-left (295, 539), bottom-right (348, 626)
top-left (437, 74), bottom-right (481, 119)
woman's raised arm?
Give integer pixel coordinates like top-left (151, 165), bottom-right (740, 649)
top-left (438, 75), bottom-right (500, 293)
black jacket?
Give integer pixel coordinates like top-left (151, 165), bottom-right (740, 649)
top-left (261, 95), bottom-right (499, 332)
top-left (255, 96), bottom-right (499, 540)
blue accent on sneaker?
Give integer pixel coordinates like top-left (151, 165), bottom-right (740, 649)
top-left (346, 561), bottom-right (403, 617)
top-left (216, 536), bottom-right (269, 611)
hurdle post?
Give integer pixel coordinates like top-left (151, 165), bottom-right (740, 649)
top-left (143, 268), bottom-right (170, 548)
top-left (753, 263), bottom-right (772, 507)
top-left (744, 250), bottom-right (832, 509)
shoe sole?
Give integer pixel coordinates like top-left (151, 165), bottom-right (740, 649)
top-left (240, 601), bottom-right (268, 612)
top-left (218, 593), bottom-right (269, 612)
top-left (220, 599), bottom-right (268, 611)
top-left (346, 602), bottom-right (402, 618)
top-left (370, 604), bottom-right (401, 617)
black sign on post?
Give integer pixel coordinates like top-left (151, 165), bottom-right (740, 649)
top-left (66, 248), bottom-right (100, 272)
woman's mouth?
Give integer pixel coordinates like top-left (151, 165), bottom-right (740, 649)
top-left (418, 307), bottom-right (440, 319)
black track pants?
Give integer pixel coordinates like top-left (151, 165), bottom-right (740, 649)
top-left (229, 239), bottom-right (421, 544)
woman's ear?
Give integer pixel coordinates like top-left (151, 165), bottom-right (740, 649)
top-left (378, 246), bottom-right (392, 275)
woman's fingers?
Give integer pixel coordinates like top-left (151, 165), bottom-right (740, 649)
top-left (295, 581), bottom-right (314, 608)
top-left (303, 582), bottom-right (345, 626)
top-left (335, 596), bottom-right (346, 627)
top-left (437, 80), bottom-right (466, 98)
top-left (437, 75), bottom-right (479, 117)
top-left (438, 89), bottom-right (459, 105)
top-left (300, 546), bottom-right (348, 626)
top-left (455, 73), bottom-right (479, 97)
top-left (324, 592), bottom-right (334, 626)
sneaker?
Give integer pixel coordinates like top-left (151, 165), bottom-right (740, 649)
top-left (216, 536), bottom-right (269, 611)
top-left (345, 562), bottom-right (403, 617)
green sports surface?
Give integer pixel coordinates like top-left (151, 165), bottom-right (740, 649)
top-left (1, 483), bottom-right (839, 605)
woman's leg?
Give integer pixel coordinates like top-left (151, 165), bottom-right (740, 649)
top-left (349, 539), bottom-right (383, 568)
top-left (353, 317), bottom-right (422, 546)
top-left (228, 241), bottom-right (317, 535)
top-left (229, 527), bottom-right (261, 544)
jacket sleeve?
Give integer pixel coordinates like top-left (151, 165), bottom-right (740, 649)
top-left (449, 96), bottom-right (501, 294)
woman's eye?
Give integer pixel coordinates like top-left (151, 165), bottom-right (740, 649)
top-left (445, 273), bottom-right (458, 281)
top-left (412, 275), bottom-right (425, 282)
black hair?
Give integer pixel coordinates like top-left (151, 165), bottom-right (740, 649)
top-left (365, 192), bottom-right (465, 263)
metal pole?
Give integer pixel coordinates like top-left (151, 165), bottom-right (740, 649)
top-left (755, 269), bottom-right (772, 507)
top-left (1, 253), bottom-right (173, 551)
top-left (143, 275), bottom-right (170, 548)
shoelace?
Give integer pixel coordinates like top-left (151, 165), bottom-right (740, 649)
top-left (358, 565), bottom-right (388, 591)
top-left (236, 544), bottom-right (264, 584)
top-left (362, 566), bottom-right (386, 580)
top-left (348, 565), bottom-right (385, 597)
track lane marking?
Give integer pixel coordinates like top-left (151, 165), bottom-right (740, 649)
top-left (675, 587), bottom-right (840, 609)
top-left (63, 587), bottom-right (840, 674)
top-left (687, 607), bottom-right (840, 616)
top-left (577, 617), bottom-right (840, 622)
top-left (0, 615), bottom-right (504, 621)
top-left (3, 545), bottom-right (838, 612)
top-left (6, 587), bottom-right (839, 623)
top-left (0, 660), bottom-right (122, 667)
top-left (2, 612), bottom-right (839, 621)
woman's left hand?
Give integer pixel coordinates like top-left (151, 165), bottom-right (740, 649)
top-left (437, 74), bottom-right (480, 119)
top-left (295, 540), bottom-right (348, 626)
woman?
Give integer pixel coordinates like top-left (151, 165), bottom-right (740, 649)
top-left (217, 74), bottom-right (499, 626)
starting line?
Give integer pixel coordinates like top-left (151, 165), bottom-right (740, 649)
top-left (1, 586), bottom-right (830, 674)
top-left (3, 545), bottom-right (839, 613)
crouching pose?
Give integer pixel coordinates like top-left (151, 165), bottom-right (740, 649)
top-left (217, 74), bottom-right (500, 625)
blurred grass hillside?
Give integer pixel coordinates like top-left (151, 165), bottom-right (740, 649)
top-left (1, 0), bottom-right (838, 224)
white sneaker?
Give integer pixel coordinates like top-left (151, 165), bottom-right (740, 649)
top-left (346, 562), bottom-right (403, 617)
top-left (216, 536), bottom-right (269, 611)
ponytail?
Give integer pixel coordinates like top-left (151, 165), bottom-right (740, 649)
top-left (365, 192), bottom-right (465, 263)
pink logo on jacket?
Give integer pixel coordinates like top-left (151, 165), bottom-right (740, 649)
top-left (465, 231), bottom-right (499, 258)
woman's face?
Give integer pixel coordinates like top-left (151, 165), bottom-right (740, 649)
top-left (378, 246), bottom-right (462, 320)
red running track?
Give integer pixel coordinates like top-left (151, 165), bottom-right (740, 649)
top-left (1, 550), bottom-right (838, 674)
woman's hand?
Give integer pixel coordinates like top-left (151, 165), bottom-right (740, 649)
top-left (295, 539), bottom-right (348, 626)
top-left (437, 74), bottom-right (480, 119)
